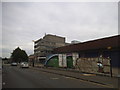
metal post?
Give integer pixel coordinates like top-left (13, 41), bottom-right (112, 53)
top-left (32, 59), bottom-right (34, 67)
top-left (110, 58), bottom-right (113, 77)
top-left (107, 46), bottom-right (112, 77)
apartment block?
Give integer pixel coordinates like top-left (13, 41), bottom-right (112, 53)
top-left (34, 34), bottom-right (65, 59)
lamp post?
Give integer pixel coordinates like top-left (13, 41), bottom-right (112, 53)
top-left (107, 46), bottom-right (112, 77)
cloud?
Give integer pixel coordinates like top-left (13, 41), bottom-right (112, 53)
top-left (2, 2), bottom-right (118, 57)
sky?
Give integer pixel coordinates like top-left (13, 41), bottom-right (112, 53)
top-left (1, 1), bottom-right (119, 58)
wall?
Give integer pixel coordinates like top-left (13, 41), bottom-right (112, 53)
top-left (75, 57), bottom-right (110, 74)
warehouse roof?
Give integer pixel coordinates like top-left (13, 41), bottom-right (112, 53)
top-left (53, 35), bottom-right (120, 53)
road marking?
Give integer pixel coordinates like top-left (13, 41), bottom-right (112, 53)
top-left (50, 77), bottom-right (59, 80)
top-left (82, 74), bottom-right (96, 76)
top-left (79, 79), bottom-right (113, 88)
top-left (64, 76), bottom-right (71, 79)
top-left (64, 76), bottom-right (76, 80)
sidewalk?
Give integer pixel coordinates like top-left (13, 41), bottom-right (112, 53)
top-left (30, 66), bottom-right (119, 88)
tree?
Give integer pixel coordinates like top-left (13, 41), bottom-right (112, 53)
top-left (11, 47), bottom-right (28, 62)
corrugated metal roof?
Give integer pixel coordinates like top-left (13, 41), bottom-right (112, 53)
top-left (53, 35), bottom-right (120, 53)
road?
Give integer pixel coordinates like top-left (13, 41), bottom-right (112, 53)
top-left (0, 69), bottom-right (2, 89)
top-left (0, 59), bottom-right (2, 89)
top-left (2, 65), bottom-right (111, 88)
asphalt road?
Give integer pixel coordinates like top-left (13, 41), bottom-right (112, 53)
top-left (2, 65), bottom-right (111, 88)
top-left (0, 59), bottom-right (2, 89)
top-left (0, 69), bottom-right (2, 89)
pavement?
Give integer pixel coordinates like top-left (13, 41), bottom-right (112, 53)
top-left (30, 65), bottom-right (119, 88)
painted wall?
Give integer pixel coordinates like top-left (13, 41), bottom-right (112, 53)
top-left (45, 53), bottom-right (79, 68)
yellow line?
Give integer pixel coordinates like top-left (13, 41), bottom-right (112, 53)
top-left (63, 76), bottom-right (113, 88)
top-left (79, 79), bottom-right (113, 88)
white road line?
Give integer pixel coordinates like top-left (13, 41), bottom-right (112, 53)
top-left (50, 77), bottom-right (59, 80)
top-left (64, 76), bottom-right (72, 79)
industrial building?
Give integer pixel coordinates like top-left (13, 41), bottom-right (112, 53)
top-left (53, 35), bottom-right (119, 66)
top-left (47, 35), bottom-right (119, 76)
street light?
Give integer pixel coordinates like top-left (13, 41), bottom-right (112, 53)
top-left (107, 46), bottom-right (112, 77)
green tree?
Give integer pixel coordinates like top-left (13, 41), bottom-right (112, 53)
top-left (11, 47), bottom-right (28, 62)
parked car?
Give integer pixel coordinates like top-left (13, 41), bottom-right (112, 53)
top-left (20, 62), bottom-right (29, 68)
top-left (11, 62), bottom-right (17, 66)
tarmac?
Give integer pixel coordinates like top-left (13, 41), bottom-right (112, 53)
top-left (30, 65), bottom-right (119, 88)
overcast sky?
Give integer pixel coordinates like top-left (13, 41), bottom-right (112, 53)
top-left (1, 1), bottom-right (118, 58)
